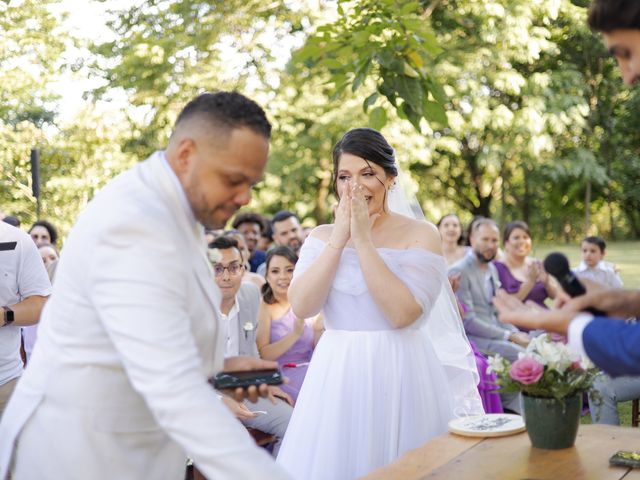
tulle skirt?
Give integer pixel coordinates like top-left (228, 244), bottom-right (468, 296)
top-left (276, 328), bottom-right (456, 480)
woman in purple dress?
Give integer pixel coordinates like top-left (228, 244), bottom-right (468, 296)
top-left (493, 221), bottom-right (559, 308)
top-left (256, 246), bottom-right (323, 402)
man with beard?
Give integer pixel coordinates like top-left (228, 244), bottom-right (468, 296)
top-left (271, 211), bottom-right (304, 254)
top-left (0, 92), bottom-right (290, 479)
top-left (449, 218), bottom-right (530, 363)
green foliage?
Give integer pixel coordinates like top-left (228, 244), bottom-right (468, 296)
top-left (292, 0), bottom-right (448, 131)
top-left (2, 0), bottom-right (639, 242)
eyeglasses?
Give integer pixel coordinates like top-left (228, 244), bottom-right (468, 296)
top-left (213, 262), bottom-right (244, 277)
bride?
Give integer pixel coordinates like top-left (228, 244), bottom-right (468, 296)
top-left (276, 128), bottom-right (483, 479)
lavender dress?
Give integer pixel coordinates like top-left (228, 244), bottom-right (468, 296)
top-left (270, 308), bottom-right (314, 402)
top-left (494, 261), bottom-right (550, 307)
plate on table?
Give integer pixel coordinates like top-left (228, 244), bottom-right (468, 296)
top-left (448, 414), bottom-right (526, 438)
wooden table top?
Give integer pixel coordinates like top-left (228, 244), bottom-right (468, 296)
top-left (364, 424), bottom-right (640, 480)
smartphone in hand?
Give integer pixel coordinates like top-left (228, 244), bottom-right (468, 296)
top-left (212, 368), bottom-right (284, 390)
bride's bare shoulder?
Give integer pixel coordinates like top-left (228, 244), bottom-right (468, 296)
top-left (309, 224), bottom-right (333, 241)
top-left (394, 216), bottom-right (442, 254)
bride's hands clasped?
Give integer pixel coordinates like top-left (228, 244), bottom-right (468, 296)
top-left (350, 183), bottom-right (379, 246)
top-left (329, 182), bottom-right (351, 249)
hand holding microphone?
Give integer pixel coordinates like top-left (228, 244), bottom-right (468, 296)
top-left (542, 252), bottom-right (605, 316)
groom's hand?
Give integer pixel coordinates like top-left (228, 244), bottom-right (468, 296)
top-left (222, 356), bottom-right (280, 403)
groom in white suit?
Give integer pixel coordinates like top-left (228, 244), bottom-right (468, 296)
top-left (0, 92), bottom-right (290, 479)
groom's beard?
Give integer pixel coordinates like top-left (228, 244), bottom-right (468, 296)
top-left (475, 249), bottom-right (496, 264)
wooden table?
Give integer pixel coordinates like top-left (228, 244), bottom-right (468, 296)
top-left (364, 425), bottom-right (640, 480)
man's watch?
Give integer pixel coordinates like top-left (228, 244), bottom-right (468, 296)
top-left (2, 306), bottom-right (14, 327)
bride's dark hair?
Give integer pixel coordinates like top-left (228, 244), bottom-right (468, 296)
top-left (331, 128), bottom-right (398, 198)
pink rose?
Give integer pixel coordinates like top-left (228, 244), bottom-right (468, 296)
top-left (509, 357), bottom-right (544, 385)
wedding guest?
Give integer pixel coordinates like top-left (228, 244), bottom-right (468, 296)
top-left (494, 221), bottom-right (558, 308)
top-left (438, 215), bottom-right (501, 412)
top-left (271, 211), bottom-right (304, 254)
top-left (0, 222), bottom-right (50, 417)
top-left (449, 218), bottom-right (530, 362)
top-left (574, 236), bottom-right (623, 288)
top-left (437, 213), bottom-right (469, 265)
top-left (232, 212), bottom-right (267, 272)
top-left (209, 236), bottom-right (293, 455)
top-left (256, 247), bottom-right (322, 402)
top-left (38, 243), bottom-right (59, 270)
top-left (222, 231), bottom-right (265, 288)
top-left (257, 220), bottom-right (273, 252)
top-left (28, 220), bottom-right (58, 247)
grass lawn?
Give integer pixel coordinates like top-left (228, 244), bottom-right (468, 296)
top-left (532, 241), bottom-right (639, 427)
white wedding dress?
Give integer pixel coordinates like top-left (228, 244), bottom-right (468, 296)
top-left (276, 235), bottom-right (483, 480)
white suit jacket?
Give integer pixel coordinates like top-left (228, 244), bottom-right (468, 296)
top-left (0, 152), bottom-right (289, 479)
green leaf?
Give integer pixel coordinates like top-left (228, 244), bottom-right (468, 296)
top-left (363, 92), bottom-right (378, 112)
top-left (396, 76), bottom-right (423, 112)
top-left (401, 103), bottom-right (422, 131)
top-left (400, 2), bottom-right (420, 16)
top-left (369, 107), bottom-right (387, 130)
top-left (423, 100), bottom-right (448, 126)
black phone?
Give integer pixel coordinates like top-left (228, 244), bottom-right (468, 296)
top-left (212, 368), bottom-right (284, 390)
top-left (609, 451), bottom-right (640, 469)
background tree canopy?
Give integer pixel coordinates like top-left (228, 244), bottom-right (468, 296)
top-left (1, 0), bottom-right (638, 242)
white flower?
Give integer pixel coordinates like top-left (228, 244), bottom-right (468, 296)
top-left (529, 334), bottom-right (574, 373)
top-left (243, 322), bottom-right (254, 332)
top-left (580, 355), bottom-right (595, 370)
top-left (208, 248), bottom-right (222, 264)
top-left (487, 354), bottom-right (507, 375)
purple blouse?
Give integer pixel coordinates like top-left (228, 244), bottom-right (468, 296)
top-left (494, 261), bottom-right (549, 308)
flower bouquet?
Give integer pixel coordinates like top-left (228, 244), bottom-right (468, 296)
top-left (487, 334), bottom-right (599, 449)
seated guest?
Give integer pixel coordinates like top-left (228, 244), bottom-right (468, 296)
top-left (232, 212), bottom-right (267, 272)
top-left (271, 211), bottom-right (304, 254)
top-left (449, 219), bottom-right (529, 412)
top-left (574, 236), bottom-right (623, 288)
top-left (494, 221), bottom-right (558, 308)
top-left (589, 374), bottom-right (640, 425)
top-left (28, 220), bottom-right (58, 247)
top-left (257, 220), bottom-right (273, 252)
top-left (256, 247), bottom-right (322, 402)
top-left (209, 236), bottom-right (293, 455)
top-left (222, 231), bottom-right (265, 288)
top-left (449, 218), bottom-right (530, 361)
top-left (437, 213), bottom-right (470, 266)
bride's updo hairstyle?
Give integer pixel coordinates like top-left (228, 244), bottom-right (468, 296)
top-left (331, 128), bottom-right (398, 199)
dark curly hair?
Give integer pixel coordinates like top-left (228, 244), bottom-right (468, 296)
top-left (231, 212), bottom-right (266, 233)
top-left (29, 220), bottom-right (58, 246)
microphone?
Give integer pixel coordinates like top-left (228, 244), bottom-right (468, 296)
top-left (543, 252), bottom-right (605, 316)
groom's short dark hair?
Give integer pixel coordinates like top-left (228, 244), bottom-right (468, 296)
top-left (588, 0), bottom-right (640, 32)
top-left (175, 91), bottom-right (272, 139)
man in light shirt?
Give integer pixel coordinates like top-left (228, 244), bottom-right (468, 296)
top-left (210, 235), bottom-right (293, 455)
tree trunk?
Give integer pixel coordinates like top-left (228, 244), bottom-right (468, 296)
top-left (584, 179), bottom-right (591, 236)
